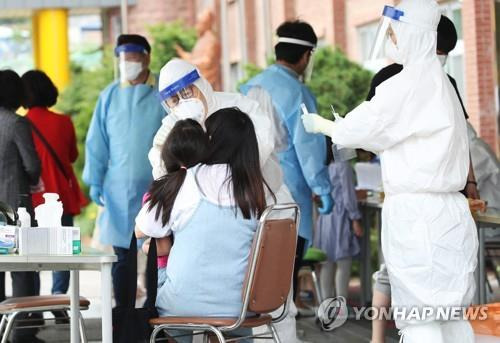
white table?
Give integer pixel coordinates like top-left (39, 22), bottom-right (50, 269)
top-left (0, 251), bottom-right (116, 343)
top-left (473, 210), bottom-right (500, 304)
top-left (358, 197), bottom-right (500, 306)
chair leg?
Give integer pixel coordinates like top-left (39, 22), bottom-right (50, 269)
top-left (269, 324), bottom-right (281, 343)
top-left (0, 315), bottom-right (7, 337)
top-left (78, 312), bottom-right (88, 343)
top-left (311, 269), bottom-right (323, 305)
top-left (205, 326), bottom-right (225, 343)
top-left (1, 312), bottom-right (20, 343)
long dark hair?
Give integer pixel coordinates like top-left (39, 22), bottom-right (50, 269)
top-left (148, 119), bottom-right (208, 226)
top-left (204, 107), bottom-right (269, 219)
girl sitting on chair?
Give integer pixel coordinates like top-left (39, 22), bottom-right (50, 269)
top-left (135, 108), bottom-right (271, 341)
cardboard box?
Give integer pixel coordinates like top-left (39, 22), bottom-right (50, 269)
top-left (18, 227), bottom-right (81, 255)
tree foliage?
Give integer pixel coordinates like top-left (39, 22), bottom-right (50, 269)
top-left (238, 47), bottom-right (373, 119)
top-left (55, 48), bottom-right (114, 195)
top-left (148, 21), bottom-right (197, 73)
top-left (308, 47), bottom-right (373, 119)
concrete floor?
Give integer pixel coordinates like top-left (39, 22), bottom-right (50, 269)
top-left (5, 268), bottom-right (500, 342)
top-left (33, 316), bottom-right (400, 343)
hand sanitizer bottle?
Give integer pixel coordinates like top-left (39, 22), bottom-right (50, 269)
top-left (34, 193), bottom-right (63, 227)
top-left (17, 208), bottom-right (31, 228)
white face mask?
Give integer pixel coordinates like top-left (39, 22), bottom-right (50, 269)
top-left (171, 98), bottom-right (206, 123)
top-left (438, 54), bottom-right (448, 67)
top-left (384, 39), bottom-right (404, 64)
top-left (119, 61), bottom-right (143, 82)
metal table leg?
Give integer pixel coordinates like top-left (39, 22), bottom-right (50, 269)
top-left (101, 262), bottom-right (113, 343)
top-left (70, 270), bottom-right (80, 343)
top-left (479, 225), bottom-right (486, 304)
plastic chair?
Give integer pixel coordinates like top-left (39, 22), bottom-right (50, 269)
top-left (301, 247), bottom-right (328, 305)
top-left (149, 203), bottom-right (300, 343)
top-left (469, 302), bottom-right (500, 337)
top-left (0, 295), bottom-right (90, 343)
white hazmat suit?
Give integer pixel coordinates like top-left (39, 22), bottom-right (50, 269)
top-left (302, 1), bottom-right (477, 341)
top-left (149, 59), bottom-right (299, 342)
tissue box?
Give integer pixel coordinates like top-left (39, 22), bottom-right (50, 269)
top-left (18, 227), bottom-right (81, 255)
top-left (0, 226), bottom-right (18, 254)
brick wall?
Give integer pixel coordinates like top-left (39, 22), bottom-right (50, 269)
top-left (105, 0), bottom-right (196, 42)
top-left (462, 0), bottom-right (499, 154)
top-left (332, 0), bottom-right (347, 52)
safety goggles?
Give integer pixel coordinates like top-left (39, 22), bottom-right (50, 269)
top-left (157, 69), bottom-right (200, 112)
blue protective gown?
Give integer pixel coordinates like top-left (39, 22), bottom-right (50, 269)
top-left (83, 78), bottom-right (165, 248)
top-left (241, 64), bottom-right (331, 244)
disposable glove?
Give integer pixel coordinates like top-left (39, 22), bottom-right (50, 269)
top-left (318, 194), bottom-right (334, 215)
top-left (90, 185), bottom-right (104, 206)
top-left (301, 113), bottom-right (335, 137)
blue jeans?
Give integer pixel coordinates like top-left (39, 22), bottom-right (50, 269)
top-left (51, 214), bottom-right (73, 294)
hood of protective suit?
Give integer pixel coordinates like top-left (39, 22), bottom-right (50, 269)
top-left (158, 58), bottom-right (217, 113)
top-left (393, 0), bottom-right (440, 66)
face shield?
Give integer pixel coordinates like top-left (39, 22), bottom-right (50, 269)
top-left (114, 43), bottom-right (148, 83)
top-left (277, 37), bottom-right (316, 83)
top-left (157, 69), bottom-right (206, 121)
top-left (369, 5), bottom-right (436, 62)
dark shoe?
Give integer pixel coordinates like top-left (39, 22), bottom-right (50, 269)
top-left (52, 310), bottom-right (70, 325)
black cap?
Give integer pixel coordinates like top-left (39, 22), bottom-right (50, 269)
top-left (116, 34), bottom-right (151, 54)
top-left (437, 15), bottom-right (457, 54)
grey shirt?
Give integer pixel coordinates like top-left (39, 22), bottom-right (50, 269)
top-left (0, 107), bottom-right (41, 210)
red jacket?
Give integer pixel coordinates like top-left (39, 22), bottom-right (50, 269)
top-left (27, 107), bottom-right (87, 215)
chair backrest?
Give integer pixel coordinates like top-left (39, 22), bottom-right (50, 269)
top-left (241, 204), bottom-right (299, 314)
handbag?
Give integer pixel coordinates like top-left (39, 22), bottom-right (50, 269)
top-left (29, 121), bottom-right (88, 208)
top-left (112, 236), bottom-right (159, 343)
top-left (29, 122), bottom-right (71, 182)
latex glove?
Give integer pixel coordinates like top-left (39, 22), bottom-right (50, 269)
top-left (90, 185), bottom-right (104, 206)
top-left (318, 194), bottom-right (334, 215)
top-left (301, 113), bottom-right (335, 137)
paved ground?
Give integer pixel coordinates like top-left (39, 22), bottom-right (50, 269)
top-left (5, 269), bottom-right (500, 342)
top-left (33, 316), bottom-right (400, 343)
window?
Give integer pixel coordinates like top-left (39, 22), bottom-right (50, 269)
top-left (357, 21), bottom-right (387, 73)
top-left (229, 62), bottom-right (241, 92)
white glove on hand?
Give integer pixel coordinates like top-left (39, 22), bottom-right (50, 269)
top-left (301, 113), bottom-right (335, 137)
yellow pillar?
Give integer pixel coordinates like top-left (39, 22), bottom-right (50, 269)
top-left (32, 9), bottom-right (70, 91)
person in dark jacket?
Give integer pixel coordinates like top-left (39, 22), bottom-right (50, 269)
top-left (22, 70), bottom-right (87, 297)
top-left (0, 69), bottom-right (43, 343)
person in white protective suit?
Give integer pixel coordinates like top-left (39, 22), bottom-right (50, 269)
top-left (301, 0), bottom-right (478, 342)
top-left (148, 58), bottom-right (300, 343)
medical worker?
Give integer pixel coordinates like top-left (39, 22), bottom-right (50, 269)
top-left (302, 1), bottom-right (477, 342)
top-left (366, 15), bottom-right (479, 343)
top-left (83, 34), bottom-right (165, 309)
top-left (240, 20), bottom-right (332, 301)
top-left (149, 58), bottom-right (300, 342)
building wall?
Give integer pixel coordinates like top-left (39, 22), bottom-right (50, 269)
top-left (101, 0), bottom-right (498, 152)
top-left (462, 0), bottom-right (499, 154)
top-left (104, 0), bottom-right (196, 43)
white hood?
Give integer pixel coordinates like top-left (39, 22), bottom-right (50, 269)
top-left (394, 0), bottom-right (440, 66)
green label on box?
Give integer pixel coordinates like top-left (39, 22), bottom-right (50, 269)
top-left (73, 240), bottom-right (81, 255)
